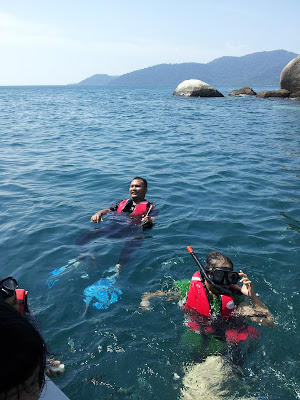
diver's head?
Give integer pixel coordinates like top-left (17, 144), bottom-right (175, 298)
top-left (204, 252), bottom-right (239, 294)
top-left (0, 277), bottom-right (19, 311)
top-left (129, 177), bottom-right (148, 203)
top-left (0, 277), bottom-right (28, 314)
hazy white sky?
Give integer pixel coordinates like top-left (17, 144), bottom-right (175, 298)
top-left (0, 0), bottom-right (299, 85)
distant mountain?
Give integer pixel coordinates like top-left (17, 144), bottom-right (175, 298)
top-left (76, 50), bottom-right (298, 87)
top-left (77, 74), bottom-right (118, 86)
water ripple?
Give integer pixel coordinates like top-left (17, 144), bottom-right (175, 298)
top-left (0, 86), bottom-right (299, 399)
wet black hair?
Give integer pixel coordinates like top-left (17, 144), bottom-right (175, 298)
top-left (0, 302), bottom-right (46, 398)
top-left (205, 251), bottom-right (233, 272)
top-left (131, 176), bottom-right (148, 188)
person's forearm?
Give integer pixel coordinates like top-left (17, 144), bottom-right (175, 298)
top-left (250, 293), bottom-right (274, 327)
top-left (99, 208), bottom-right (111, 215)
top-left (91, 208), bottom-right (111, 222)
top-left (140, 290), bottom-right (178, 309)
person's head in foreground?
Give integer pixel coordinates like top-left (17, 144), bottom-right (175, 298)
top-left (0, 301), bottom-right (46, 400)
top-left (204, 251), bottom-right (239, 294)
top-left (129, 177), bottom-right (148, 203)
top-left (0, 276), bottom-right (26, 313)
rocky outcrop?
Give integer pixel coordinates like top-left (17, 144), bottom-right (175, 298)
top-left (256, 89), bottom-right (290, 98)
top-left (280, 55), bottom-right (300, 96)
top-left (229, 87), bottom-right (257, 96)
top-left (173, 79), bottom-right (224, 97)
top-left (289, 91), bottom-right (300, 99)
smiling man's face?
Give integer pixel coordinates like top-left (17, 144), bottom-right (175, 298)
top-left (129, 179), bottom-right (147, 204)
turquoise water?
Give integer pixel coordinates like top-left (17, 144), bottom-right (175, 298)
top-left (0, 86), bottom-right (299, 399)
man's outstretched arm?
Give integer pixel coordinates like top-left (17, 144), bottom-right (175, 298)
top-left (91, 208), bottom-right (111, 223)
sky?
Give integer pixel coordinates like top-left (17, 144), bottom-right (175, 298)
top-left (0, 0), bottom-right (299, 86)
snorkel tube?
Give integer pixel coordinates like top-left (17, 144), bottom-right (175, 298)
top-left (146, 204), bottom-right (154, 216)
top-left (186, 246), bottom-right (232, 296)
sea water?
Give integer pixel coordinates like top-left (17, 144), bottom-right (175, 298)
top-left (0, 85), bottom-right (299, 399)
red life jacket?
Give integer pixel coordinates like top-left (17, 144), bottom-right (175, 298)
top-left (15, 288), bottom-right (28, 315)
top-left (116, 199), bottom-right (150, 216)
top-left (184, 271), bottom-right (235, 318)
top-left (184, 271), bottom-right (259, 343)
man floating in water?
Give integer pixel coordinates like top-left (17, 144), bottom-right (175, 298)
top-left (88, 176), bottom-right (154, 269)
top-left (91, 176), bottom-right (154, 228)
top-left (47, 177), bottom-right (156, 310)
top-left (87, 176), bottom-right (154, 267)
top-left (82, 176), bottom-right (156, 309)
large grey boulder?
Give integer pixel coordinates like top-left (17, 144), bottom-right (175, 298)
top-left (280, 55), bottom-right (300, 96)
top-left (173, 79), bottom-right (224, 97)
top-left (256, 89), bottom-right (290, 98)
top-left (229, 87), bottom-right (257, 96)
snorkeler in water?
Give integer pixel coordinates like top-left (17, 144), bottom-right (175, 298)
top-left (79, 177), bottom-right (156, 309)
top-left (141, 248), bottom-right (273, 399)
top-left (76, 176), bottom-right (155, 265)
top-left (87, 176), bottom-right (156, 268)
top-left (91, 176), bottom-right (155, 228)
top-left (47, 177), bottom-right (156, 310)
top-left (141, 248), bottom-right (273, 348)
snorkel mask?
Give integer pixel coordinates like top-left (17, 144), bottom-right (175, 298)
top-left (0, 277), bottom-right (19, 299)
top-left (0, 277), bottom-right (28, 314)
top-left (207, 267), bottom-right (239, 286)
top-left (186, 247), bottom-right (235, 296)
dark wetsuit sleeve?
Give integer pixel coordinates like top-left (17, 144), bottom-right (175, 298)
top-left (110, 201), bottom-right (121, 212)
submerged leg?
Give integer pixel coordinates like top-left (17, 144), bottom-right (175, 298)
top-left (117, 237), bottom-right (143, 267)
top-left (75, 227), bottom-right (109, 247)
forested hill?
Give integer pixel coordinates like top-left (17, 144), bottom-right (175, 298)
top-left (75, 74), bottom-right (119, 86)
top-left (76, 50), bottom-right (298, 87)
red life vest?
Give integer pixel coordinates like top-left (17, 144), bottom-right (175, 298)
top-left (116, 199), bottom-right (150, 216)
top-left (15, 288), bottom-right (28, 315)
top-left (184, 271), bottom-right (259, 343)
top-left (184, 271), bottom-right (235, 318)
